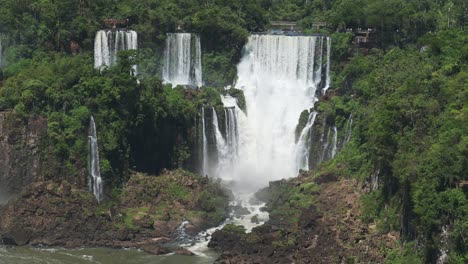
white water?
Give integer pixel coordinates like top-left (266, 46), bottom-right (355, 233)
top-left (0, 35), bottom-right (3, 67)
top-left (437, 225), bottom-right (449, 264)
top-left (211, 108), bottom-right (230, 178)
top-left (201, 108), bottom-right (208, 176)
top-left (331, 126), bottom-right (338, 158)
top-left (233, 35), bottom-right (328, 189)
top-left (163, 33), bottom-right (202, 87)
top-left (345, 114), bottom-right (353, 143)
top-left (190, 34), bottom-right (331, 254)
top-left (88, 116), bottom-right (103, 203)
top-left (294, 112), bottom-right (318, 171)
top-left (94, 30), bottom-right (138, 72)
top-left (322, 37), bottom-right (332, 94)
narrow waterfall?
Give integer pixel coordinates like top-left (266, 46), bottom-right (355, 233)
top-left (437, 226), bottom-right (449, 264)
top-left (163, 33), bottom-right (202, 87)
top-left (211, 108), bottom-right (229, 176)
top-left (201, 107), bottom-right (208, 176)
top-left (224, 108), bottom-right (239, 159)
top-left (331, 126), bottom-right (338, 158)
top-left (322, 37), bottom-right (332, 94)
top-left (0, 35), bottom-right (3, 67)
top-left (320, 126), bottom-right (331, 162)
top-left (88, 116), bottom-right (103, 203)
top-left (295, 112), bottom-right (318, 171)
top-left (94, 30), bottom-right (138, 71)
top-left (345, 114), bottom-right (353, 143)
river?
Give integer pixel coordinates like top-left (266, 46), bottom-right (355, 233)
top-left (0, 246), bottom-right (218, 264)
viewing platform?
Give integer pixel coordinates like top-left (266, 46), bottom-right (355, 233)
top-left (270, 21), bottom-right (300, 31)
top-left (348, 28), bottom-right (377, 47)
top-left (104, 19), bottom-right (130, 30)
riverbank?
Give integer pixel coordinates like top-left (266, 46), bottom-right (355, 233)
top-left (0, 170), bottom-right (231, 256)
top-left (211, 171), bottom-right (401, 263)
top-left (0, 246), bottom-right (219, 264)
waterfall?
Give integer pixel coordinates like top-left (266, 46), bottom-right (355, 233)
top-left (437, 225), bottom-right (449, 264)
top-left (196, 34), bottom-right (331, 189)
top-left (331, 126), bottom-right (338, 158)
top-left (0, 35), bottom-right (3, 67)
top-left (345, 114), bottom-right (353, 143)
top-left (201, 107), bottom-right (208, 176)
top-left (88, 116), bottom-right (103, 203)
top-left (320, 126), bottom-right (331, 162)
top-left (322, 37), bottom-right (332, 94)
top-left (211, 108), bottom-right (229, 176)
top-left (225, 108), bottom-right (239, 159)
top-left (94, 30), bottom-right (138, 71)
top-left (231, 34), bottom-right (329, 188)
top-left (295, 112), bottom-right (318, 171)
top-left (163, 33), bottom-right (202, 87)
top-left (222, 95), bottom-right (240, 160)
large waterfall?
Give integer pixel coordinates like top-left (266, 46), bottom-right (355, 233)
top-left (198, 35), bottom-right (332, 189)
top-left (229, 35), bottom-right (331, 188)
top-left (88, 116), bottom-right (103, 203)
top-left (94, 30), bottom-right (138, 71)
top-left (163, 33), bottom-right (202, 87)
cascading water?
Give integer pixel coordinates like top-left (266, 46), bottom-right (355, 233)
top-left (345, 114), bottom-right (353, 143)
top-left (88, 116), bottom-right (103, 203)
top-left (437, 225), bottom-right (449, 264)
top-left (211, 107), bottom-right (229, 176)
top-left (221, 95), bottom-right (242, 171)
top-left (189, 35), bottom-right (331, 254)
top-left (295, 112), bottom-right (318, 171)
top-left (201, 107), bottom-right (209, 176)
top-left (233, 34), bottom-right (330, 188)
top-left (322, 37), bottom-right (332, 94)
top-left (331, 126), bottom-right (338, 158)
top-left (0, 35), bottom-right (3, 67)
top-left (163, 33), bottom-right (202, 87)
top-left (94, 30), bottom-right (138, 71)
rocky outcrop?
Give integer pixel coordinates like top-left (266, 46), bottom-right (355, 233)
top-left (0, 170), bottom-right (230, 254)
top-left (212, 173), bottom-right (400, 263)
top-left (0, 112), bottom-right (51, 205)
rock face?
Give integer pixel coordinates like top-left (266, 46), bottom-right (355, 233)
top-left (0, 112), bottom-right (49, 205)
top-left (211, 173), bottom-right (400, 263)
top-left (0, 170), bottom-right (230, 253)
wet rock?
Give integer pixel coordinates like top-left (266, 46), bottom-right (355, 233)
top-left (140, 244), bottom-right (171, 255)
top-left (251, 214), bottom-right (260, 224)
top-left (135, 215), bottom-right (154, 229)
top-left (175, 248), bottom-right (195, 256)
top-left (230, 204), bottom-right (250, 215)
top-left (3, 229), bottom-right (31, 246)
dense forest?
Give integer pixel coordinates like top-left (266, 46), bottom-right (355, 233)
top-left (0, 0), bottom-right (466, 263)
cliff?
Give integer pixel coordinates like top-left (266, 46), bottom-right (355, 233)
top-left (0, 112), bottom-right (51, 205)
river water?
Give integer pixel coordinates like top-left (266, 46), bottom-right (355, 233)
top-left (0, 246), bottom-right (218, 264)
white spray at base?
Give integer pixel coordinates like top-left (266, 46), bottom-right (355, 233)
top-left (88, 116), bottom-right (103, 203)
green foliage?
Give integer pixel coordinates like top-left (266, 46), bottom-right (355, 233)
top-left (221, 224), bottom-right (246, 235)
top-left (385, 242), bottom-right (423, 264)
top-left (330, 28), bottom-right (467, 262)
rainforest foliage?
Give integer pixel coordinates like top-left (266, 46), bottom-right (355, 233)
top-left (0, 0), bottom-right (466, 262)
